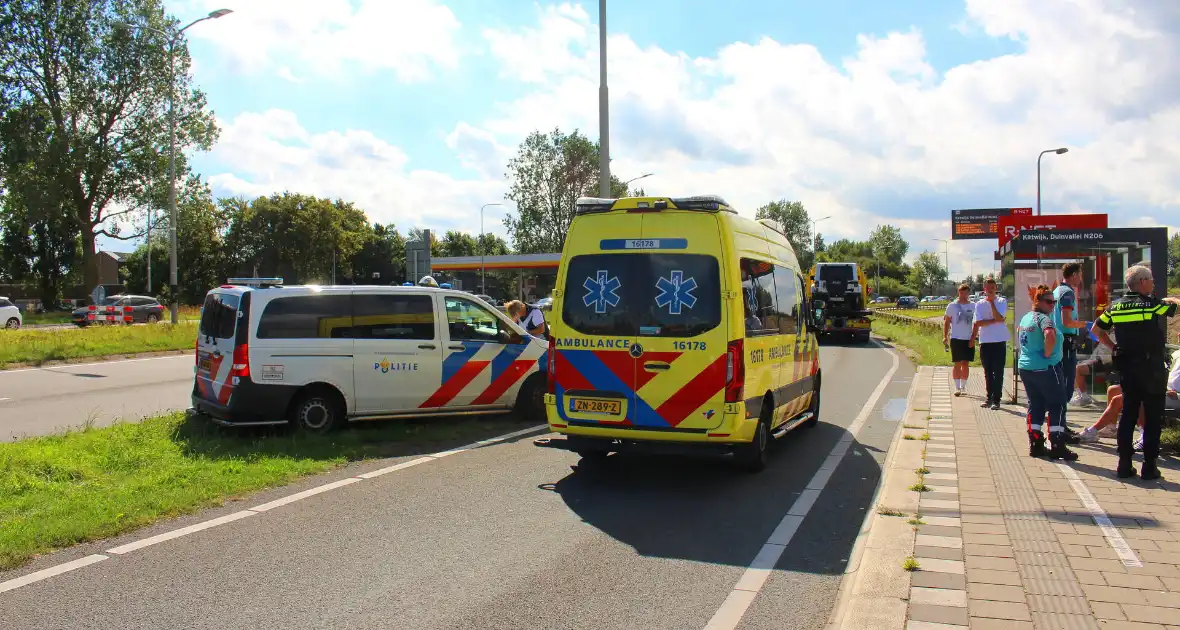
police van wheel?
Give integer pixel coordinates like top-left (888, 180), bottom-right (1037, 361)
top-left (514, 374), bottom-right (545, 422)
top-left (291, 387), bottom-right (344, 434)
top-left (805, 375), bottom-right (821, 428)
top-left (735, 402), bottom-right (772, 472)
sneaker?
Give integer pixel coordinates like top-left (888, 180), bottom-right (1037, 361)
top-left (1098, 425), bottom-right (1117, 439)
top-left (1134, 435), bottom-right (1144, 452)
top-left (990, 403), bottom-right (1001, 410)
top-left (954, 390), bottom-right (962, 397)
top-left (1079, 426), bottom-right (1099, 443)
top-left (980, 401), bottom-right (992, 408)
top-left (1070, 392), bottom-right (1095, 407)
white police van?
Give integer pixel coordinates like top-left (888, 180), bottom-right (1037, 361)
top-left (191, 278), bottom-right (548, 432)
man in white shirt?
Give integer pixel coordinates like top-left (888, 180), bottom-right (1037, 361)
top-left (943, 284), bottom-right (976, 395)
top-left (972, 277), bottom-right (1009, 410)
top-left (1168, 334), bottom-right (1180, 412)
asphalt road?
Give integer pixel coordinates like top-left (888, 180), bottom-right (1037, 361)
top-left (0, 354), bottom-right (194, 441)
top-left (0, 342), bottom-right (914, 630)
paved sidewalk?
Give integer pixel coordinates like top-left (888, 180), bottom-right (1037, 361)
top-left (905, 368), bottom-right (1180, 630)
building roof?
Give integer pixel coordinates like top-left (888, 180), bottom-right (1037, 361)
top-left (431, 253), bottom-right (561, 271)
top-left (100, 251), bottom-right (133, 263)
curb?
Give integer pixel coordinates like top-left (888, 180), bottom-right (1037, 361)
top-left (825, 364), bottom-right (925, 630)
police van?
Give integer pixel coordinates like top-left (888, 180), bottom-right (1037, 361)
top-left (191, 279), bottom-right (548, 432)
top-left (540, 195), bottom-right (822, 471)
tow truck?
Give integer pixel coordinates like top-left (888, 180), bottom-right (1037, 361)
top-left (806, 262), bottom-right (872, 343)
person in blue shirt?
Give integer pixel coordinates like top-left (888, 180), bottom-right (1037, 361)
top-left (1018, 285), bottom-right (1076, 460)
top-left (1052, 263), bottom-right (1085, 443)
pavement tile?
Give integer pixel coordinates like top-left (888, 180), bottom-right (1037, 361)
top-left (917, 558), bottom-right (967, 575)
top-left (1062, 534), bottom-right (1111, 547)
top-left (1136, 563), bottom-right (1180, 578)
top-left (1022, 577), bottom-right (1087, 597)
top-left (1074, 570), bottom-right (1107, 586)
top-left (968, 619), bottom-right (1031, 630)
top-left (919, 534), bottom-right (965, 549)
top-left (1063, 544), bottom-right (1093, 557)
top-left (968, 599), bottom-right (1032, 621)
top-left (966, 569), bottom-right (1023, 586)
top-left (1161, 576), bottom-right (1180, 592)
top-left (1081, 584), bottom-right (1149, 605)
top-left (1096, 621), bottom-right (1166, 630)
top-left (966, 583), bottom-right (1025, 603)
top-left (1030, 612), bottom-right (1102, 629)
top-left (966, 556), bottom-right (1017, 572)
top-left (963, 523), bottom-right (1009, 535)
top-left (920, 525), bottom-right (964, 538)
top-left (910, 603), bottom-right (971, 626)
top-left (911, 587), bottom-right (969, 607)
top-left (1087, 547), bottom-right (1121, 560)
top-left (906, 621), bottom-right (968, 630)
top-left (1142, 590), bottom-right (1180, 609)
top-left (913, 571), bottom-right (969, 591)
top-left (969, 544), bottom-right (1015, 558)
top-left (1090, 601), bottom-right (1126, 620)
top-left (1071, 557), bottom-right (1132, 573)
top-left (916, 546), bottom-right (965, 561)
top-left (1101, 572), bottom-right (1165, 590)
top-left (1121, 604), bottom-right (1180, 624)
top-left (1026, 594), bottom-right (1092, 615)
top-left (962, 514), bottom-right (1005, 525)
top-left (963, 533), bottom-right (1012, 547)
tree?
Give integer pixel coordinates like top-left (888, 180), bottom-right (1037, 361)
top-left (503, 128), bottom-right (627, 254)
top-left (868, 225), bottom-right (909, 266)
top-left (1168, 232), bottom-right (1180, 289)
top-left (221, 193), bottom-right (371, 285)
top-left (755, 199), bottom-right (813, 268)
top-left (349, 223), bottom-right (405, 285)
top-left (908, 251), bottom-right (949, 294)
top-left (406, 227), bottom-right (443, 257)
top-left (124, 175), bottom-right (227, 302)
top-left (0, 168), bottom-right (81, 305)
top-left (0, 0), bottom-right (219, 291)
top-left (439, 230), bottom-right (478, 258)
top-left (477, 233), bottom-right (510, 257)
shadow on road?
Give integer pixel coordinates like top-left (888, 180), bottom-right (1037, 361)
top-left (543, 419), bottom-right (884, 572)
top-left (172, 411), bottom-right (543, 464)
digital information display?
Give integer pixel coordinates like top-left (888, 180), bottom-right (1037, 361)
top-left (951, 208), bottom-right (1031, 240)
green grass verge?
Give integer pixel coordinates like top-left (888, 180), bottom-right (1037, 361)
top-left (0, 411), bottom-right (530, 570)
top-left (0, 322), bottom-right (198, 369)
top-left (1163, 425), bottom-right (1180, 452)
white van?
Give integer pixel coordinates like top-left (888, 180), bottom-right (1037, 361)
top-left (191, 279), bottom-right (548, 432)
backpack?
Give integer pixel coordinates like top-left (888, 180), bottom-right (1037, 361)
top-left (525, 305), bottom-right (550, 338)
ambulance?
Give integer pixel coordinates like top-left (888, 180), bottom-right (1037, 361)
top-left (191, 280), bottom-right (548, 432)
top-left (540, 195), bottom-right (822, 471)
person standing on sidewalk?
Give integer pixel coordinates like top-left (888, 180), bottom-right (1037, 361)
top-left (972, 277), bottom-right (1009, 410)
top-left (1018, 285), bottom-right (1076, 460)
top-left (1053, 262), bottom-right (1086, 444)
top-left (944, 284), bottom-right (976, 396)
top-left (1094, 263), bottom-right (1180, 480)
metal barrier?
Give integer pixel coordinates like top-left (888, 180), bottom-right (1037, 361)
top-left (871, 309), bottom-right (941, 331)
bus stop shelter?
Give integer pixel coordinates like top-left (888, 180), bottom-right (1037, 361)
top-left (998, 226), bottom-right (1169, 404)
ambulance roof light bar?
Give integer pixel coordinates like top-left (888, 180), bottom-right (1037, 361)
top-left (225, 277), bottom-right (285, 288)
top-left (574, 195), bottom-right (735, 215)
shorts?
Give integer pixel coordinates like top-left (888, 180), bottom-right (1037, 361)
top-left (950, 338), bottom-right (975, 363)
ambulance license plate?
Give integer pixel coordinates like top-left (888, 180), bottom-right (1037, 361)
top-left (569, 398), bottom-right (621, 415)
top-left (198, 358), bottom-right (212, 372)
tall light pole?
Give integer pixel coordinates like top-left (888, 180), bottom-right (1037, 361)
top-left (121, 8), bottom-right (233, 324)
top-left (1036, 147), bottom-right (1069, 215)
top-left (932, 238), bottom-right (950, 293)
top-left (598, 0), bottom-right (611, 197)
top-left (480, 202), bottom-right (503, 295)
top-left (811, 215), bottom-right (831, 257)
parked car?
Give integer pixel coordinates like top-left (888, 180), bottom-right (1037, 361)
top-left (0, 296), bottom-right (22, 329)
top-left (72, 295), bottom-right (165, 326)
top-left (897, 296), bottom-right (919, 308)
top-left (534, 296), bottom-right (553, 311)
top-left (871, 296), bottom-right (890, 304)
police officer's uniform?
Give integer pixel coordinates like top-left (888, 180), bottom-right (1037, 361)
top-left (1095, 290), bottom-right (1177, 478)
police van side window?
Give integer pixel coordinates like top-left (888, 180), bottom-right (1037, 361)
top-left (352, 294), bottom-right (435, 340)
top-left (772, 266), bottom-right (799, 334)
top-left (741, 258), bottom-right (780, 337)
top-left (445, 297), bottom-right (508, 343)
top-left (256, 295), bottom-right (352, 339)
top-left (199, 293), bottom-right (240, 339)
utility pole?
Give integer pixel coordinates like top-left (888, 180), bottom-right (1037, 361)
top-left (1036, 147), bottom-right (1069, 215)
top-left (598, 0), bottom-right (611, 197)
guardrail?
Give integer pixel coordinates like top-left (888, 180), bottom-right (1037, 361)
top-left (871, 303), bottom-right (947, 312)
top-left (871, 309), bottom-right (942, 331)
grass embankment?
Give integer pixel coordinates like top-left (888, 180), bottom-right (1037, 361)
top-left (0, 412), bottom-right (530, 570)
top-left (21, 305), bottom-right (202, 326)
top-left (0, 321), bottom-right (198, 369)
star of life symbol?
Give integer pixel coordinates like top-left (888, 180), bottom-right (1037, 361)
top-left (583, 270), bottom-right (622, 314)
top-left (655, 270), bottom-right (698, 315)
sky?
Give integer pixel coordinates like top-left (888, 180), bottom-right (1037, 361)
top-left (103, 0), bottom-right (1180, 281)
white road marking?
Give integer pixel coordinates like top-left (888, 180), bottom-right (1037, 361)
top-left (704, 346), bottom-right (901, 630)
top-left (0, 554), bottom-right (108, 594)
top-left (1054, 463), bottom-right (1143, 567)
top-left (0, 354), bottom-right (192, 375)
top-left (0, 423), bottom-right (549, 596)
top-left (0, 397), bottom-right (10, 402)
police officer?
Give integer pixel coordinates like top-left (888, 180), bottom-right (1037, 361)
top-left (1094, 263), bottom-right (1180, 480)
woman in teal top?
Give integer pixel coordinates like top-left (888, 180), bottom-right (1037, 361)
top-left (1018, 285), bottom-right (1075, 461)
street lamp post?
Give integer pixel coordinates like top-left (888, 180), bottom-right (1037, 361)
top-left (122, 9), bottom-right (233, 324)
top-left (932, 238), bottom-right (950, 294)
top-left (623, 173), bottom-right (652, 192)
top-left (810, 215), bottom-right (831, 257)
top-left (1036, 147), bottom-right (1069, 215)
top-left (480, 202), bottom-right (503, 295)
top-left (598, 0), bottom-right (610, 197)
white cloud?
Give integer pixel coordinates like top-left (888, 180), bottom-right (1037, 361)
top-left (204, 109), bottom-right (509, 236)
top-left (175, 0), bottom-right (462, 82)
